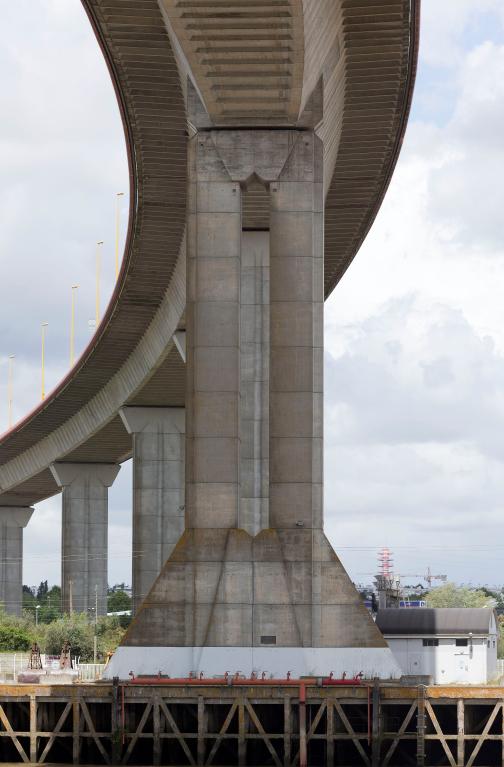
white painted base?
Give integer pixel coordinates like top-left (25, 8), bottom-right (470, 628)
top-left (104, 646), bottom-right (402, 680)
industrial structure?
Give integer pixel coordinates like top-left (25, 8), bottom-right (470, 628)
top-left (0, 0), bottom-right (418, 684)
top-left (0, 679), bottom-right (504, 767)
top-left (377, 608), bottom-right (499, 685)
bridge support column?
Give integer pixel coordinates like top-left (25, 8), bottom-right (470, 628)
top-left (50, 463), bottom-right (120, 616)
top-left (119, 407), bottom-right (185, 613)
top-left (106, 130), bottom-right (400, 680)
top-left (0, 507), bottom-right (33, 615)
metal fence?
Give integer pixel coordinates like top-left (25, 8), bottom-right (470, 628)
top-left (0, 652), bottom-right (31, 681)
top-left (76, 662), bottom-right (106, 681)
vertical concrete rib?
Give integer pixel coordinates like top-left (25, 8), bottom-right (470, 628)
top-left (239, 229), bottom-right (269, 536)
top-left (50, 463), bottom-right (120, 615)
top-left (269, 132), bottom-right (324, 531)
top-left (186, 133), bottom-right (241, 530)
top-left (120, 407), bottom-right (185, 613)
top-left (0, 507), bottom-right (33, 616)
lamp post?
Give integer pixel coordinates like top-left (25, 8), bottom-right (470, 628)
top-left (7, 354), bottom-right (15, 427)
top-left (69, 285), bottom-right (79, 367)
top-left (96, 241), bottom-right (103, 326)
top-left (41, 322), bottom-right (48, 400)
top-left (35, 604), bottom-right (41, 626)
top-left (115, 192), bottom-right (124, 279)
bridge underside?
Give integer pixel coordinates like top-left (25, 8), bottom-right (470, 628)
top-left (0, 0), bottom-right (418, 677)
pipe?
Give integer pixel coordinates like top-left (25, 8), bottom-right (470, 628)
top-left (367, 684), bottom-right (371, 746)
top-left (128, 673), bottom-right (362, 687)
top-left (299, 681), bottom-right (307, 767)
top-left (121, 683), bottom-right (125, 745)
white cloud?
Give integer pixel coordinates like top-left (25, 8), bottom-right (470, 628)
top-left (325, 9), bottom-right (504, 585)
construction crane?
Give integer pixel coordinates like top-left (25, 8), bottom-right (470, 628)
top-left (397, 568), bottom-right (447, 588)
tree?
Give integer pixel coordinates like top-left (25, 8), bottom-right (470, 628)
top-left (42, 614), bottom-right (95, 661)
top-left (36, 581), bottom-right (49, 601)
top-left (96, 616), bottom-right (127, 657)
top-left (107, 590), bottom-right (131, 613)
top-left (0, 608), bottom-right (35, 650)
top-left (425, 583), bottom-right (493, 608)
top-left (0, 625), bottom-right (33, 651)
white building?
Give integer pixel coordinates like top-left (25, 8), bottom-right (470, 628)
top-left (376, 608), bottom-right (498, 684)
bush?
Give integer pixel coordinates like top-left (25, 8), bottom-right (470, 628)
top-left (0, 624), bottom-right (33, 651)
top-left (40, 614), bottom-right (126, 662)
top-left (42, 614), bottom-right (95, 661)
top-left (97, 615), bottom-right (126, 657)
top-left (425, 583), bottom-right (492, 608)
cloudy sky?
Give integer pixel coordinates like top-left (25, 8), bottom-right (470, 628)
top-left (1, 1), bottom-right (504, 590)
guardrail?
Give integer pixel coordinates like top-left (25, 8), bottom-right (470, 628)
top-left (76, 662), bottom-right (105, 681)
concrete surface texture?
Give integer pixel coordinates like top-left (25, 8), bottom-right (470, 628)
top-left (50, 463), bottom-right (120, 615)
top-left (0, 507), bottom-right (33, 616)
top-left (120, 407), bottom-right (185, 613)
top-left (106, 131), bottom-right (398, 679)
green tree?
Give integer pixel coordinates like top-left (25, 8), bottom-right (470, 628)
top-left (425, 583), bottom-right (493, 608)
top-left (107, 590), bottom-right (131, 613)
top-left (42, 614), bottom-right (95, 661)
top-left (498, 617), bottom-right (504, 659)
top-left (36, 581), bottom-right (49, 601)
top-left (0, 608), bottom-right (35, 650)
top-left (96, 615), bottom-right (127, 657)
top-left (0, 624), bottom-right (33, 651)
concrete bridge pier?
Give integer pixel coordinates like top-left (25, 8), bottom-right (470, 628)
top-left (50, 462), bottom-right (120, 616)
top-left (0, 507), bottom-right (33, 615)
top-left (106, 129), bottom-right (400, 679)
top-left (119, 407), bottom-right (185, 613)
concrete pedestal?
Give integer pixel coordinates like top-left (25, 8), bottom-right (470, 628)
top-left (119, 407), bottom-right (185, 613)
top-left (0, 507), bottom-right (33, 616)
top-left (50, 463), bottom-right (120, 616)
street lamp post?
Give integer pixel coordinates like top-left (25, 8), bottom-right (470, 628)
top-left (41, 322), bottom-right (48, 400)
top-left (35, 604), bottom-right (41, 626)
top-left (69, 285), bottom-right (79, 367)
top-left (96, 241), bottom-right (103, 326)
top-left (7, 354), bottom-right (15, 427)
top-left (115, 192), bottom-right (125, 279)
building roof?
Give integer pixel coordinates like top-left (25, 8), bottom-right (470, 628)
top-left (376, 608), bottom-right (496, 636)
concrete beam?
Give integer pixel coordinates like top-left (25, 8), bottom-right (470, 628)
top-left (0, 507), bottom-right (33, 616)
top-left (119, 407), bottom-right (185, 613)
top-left (50, 462), bottom-right (120, 616)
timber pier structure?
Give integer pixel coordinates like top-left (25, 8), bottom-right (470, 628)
top-left (1, 681), bottom-right (504, 767)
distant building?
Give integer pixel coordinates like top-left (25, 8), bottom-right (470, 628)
top-left (377, 608), bottom-right (498, 684)
top-left (399, 599), bottom-right (426, 608)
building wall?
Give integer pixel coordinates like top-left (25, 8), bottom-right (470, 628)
top-left (387, 636), bottom-right (498, 684)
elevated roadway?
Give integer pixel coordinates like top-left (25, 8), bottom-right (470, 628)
top-left (0, 0), bottom-right (418, 509)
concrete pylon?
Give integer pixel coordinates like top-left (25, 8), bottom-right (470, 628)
top-left (119, 407), bottom-right (185, 613)
top-left (105, 131), bottom-right (401, 679)
top-left (0, 507), bottom-right (33, 616)
top-left (50, 462), bottom-right (120, 616)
